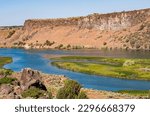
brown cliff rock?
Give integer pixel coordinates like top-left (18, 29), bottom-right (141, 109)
top-left (23, 8), bottom-right (150, 31)
top-left (0, 8), bottom-right (150, 50)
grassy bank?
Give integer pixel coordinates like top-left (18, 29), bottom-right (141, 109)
top-left (117, 90), bottom-right (150, 98)
top-left (51, 56), bottom-right (150, 80)
top-left (0, 56), bottom-right (13, 77)
top-left (0, 57), bottom-right (12, 68)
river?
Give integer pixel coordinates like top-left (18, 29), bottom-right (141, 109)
top-left (0, 48), bottom-right (150, 91)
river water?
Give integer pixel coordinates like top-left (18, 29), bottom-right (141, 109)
top-left (0, 48), bottom-right (150, 91)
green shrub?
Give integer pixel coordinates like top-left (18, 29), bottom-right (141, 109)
top-left (44, 40), bottom-right (55, 46)
top-left (4, 69), bottom-right (13, 77)
top-left (0, 77), bottom-right (16, 85)
top-left (103, 42), bottom-right (107, 46)
top-left (58, 44), bottom-right (63, 49)
top-left (0, 69), bottom-right (5, 75)
top-left (56, 80), bottom-right (87, 99)
top-left (77, 91), bottom-right (88, 99)
top-left (72, 46), bottom-right (83, 49)
top-left (18, 41), bottom-right (25, 46)
top-left (21, 87), bottom-right (52, 99)
top-left (55, 44), bottom-right (64, 49)
top-left (64, 80), bottom-right (81, 94)
top-left (67, 44), bottom-right (71, 49)
top-left (148, 90), bottom-right (150, 99)
top-left (56, 88), bottom-right (67, 99)
top-left (0, 69), bottom-right (13, 77)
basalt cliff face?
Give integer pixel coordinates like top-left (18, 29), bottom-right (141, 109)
top-left (24, 9), bottom-right (150, 31)
top-left (0, 8), bottom-right (150, 50)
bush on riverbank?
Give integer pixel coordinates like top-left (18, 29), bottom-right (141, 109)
top-left (21, 87), bottom-right (52, 99)
top-left (56, 80), bottom-right (88, 99)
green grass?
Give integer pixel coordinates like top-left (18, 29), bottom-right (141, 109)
top-left (51, 56), bottom-right (150, 80)
top-left (0, 56), bottom-right (13, 78)
top-left (0, 77), bottom-right (16, 85)
top-left (21, 87), bottom-right (51, 99)
top-left (0, 57), bottom-right (12, 68)
top-left (117, 90), bottom-right (150, 97)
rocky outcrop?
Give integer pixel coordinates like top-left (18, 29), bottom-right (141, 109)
top-left (0, 80), bottom-right (22, 99)
top-left (24, 8), bottom-right (150, 31)
top-left (23, 18), bottom-right (79, 31)
top-left (20, 68), bottom-right (46, 91)
top-left (0, 68), bottom-right (67, 99)
top-left (0, 84), bottom-right (15, 99)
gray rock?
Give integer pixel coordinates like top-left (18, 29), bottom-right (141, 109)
top-left (0, 84), bottom-right (13, 94)
top-left (20, 68), bottom-right (47, 91)
top-left (0, 84), bottom-right (16, 99)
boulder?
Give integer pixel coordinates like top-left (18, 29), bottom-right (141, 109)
top-left (0, 84), bottom-right (13, 95)
top-left (0, 84), bottom-right (16, 99)
top-left (20, 68), bottom-right (47, 91)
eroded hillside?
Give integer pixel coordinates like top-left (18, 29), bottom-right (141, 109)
top-left (0, 8), bottom-right (150, 50)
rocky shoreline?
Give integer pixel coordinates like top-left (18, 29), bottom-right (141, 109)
top-left (0, 68), bottom-right (148, 99)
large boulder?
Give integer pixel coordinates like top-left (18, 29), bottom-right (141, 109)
top-left (20, 68), bottom-right (47, 91)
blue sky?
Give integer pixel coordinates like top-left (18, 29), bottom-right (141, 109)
top-left (0, 0), bottom-right (150, 26)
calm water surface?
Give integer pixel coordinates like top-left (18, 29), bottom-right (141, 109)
top-left (0, 48), bottom-right (150, 91)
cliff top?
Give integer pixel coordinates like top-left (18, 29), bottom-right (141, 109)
top-left (25, 8), bottom-right (150, 21)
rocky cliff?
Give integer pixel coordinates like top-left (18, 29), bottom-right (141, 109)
top-left (24, 8), bottom-right (150, 31)
top-left (0, 8), bottom-right (150, 50)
